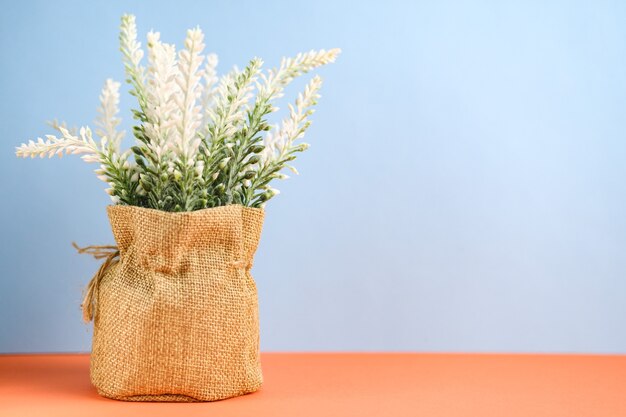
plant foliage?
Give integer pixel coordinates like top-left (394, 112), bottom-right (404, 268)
top-left (16, 15), bottom-right (340, 210)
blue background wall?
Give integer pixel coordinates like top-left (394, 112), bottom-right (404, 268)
top-left (1, 0), bottom-right (625, 353)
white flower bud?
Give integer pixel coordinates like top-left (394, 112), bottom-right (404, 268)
top-left (219, 157), bottom-right (231, 169)
top-left (81, 154), bottom-right (99, 163)
top-left (267, 187), bottom-right (280, 196)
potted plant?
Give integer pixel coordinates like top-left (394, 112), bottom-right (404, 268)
top-left (15, 14), bottom-right (339, 402)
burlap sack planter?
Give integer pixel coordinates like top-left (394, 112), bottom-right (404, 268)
top-left (87, 204), bottom-right (264, 402)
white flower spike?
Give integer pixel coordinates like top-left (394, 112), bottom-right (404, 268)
top-left (15, 14), bottom-right (340, 210)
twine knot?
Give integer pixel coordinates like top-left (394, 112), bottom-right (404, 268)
top-left (73, 243), bottom-right (120, 323)
top-left (230, 258), bottom-right (253, 270)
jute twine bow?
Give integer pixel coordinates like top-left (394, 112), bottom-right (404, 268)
top-left (73, 243), bottom-right (120, 323)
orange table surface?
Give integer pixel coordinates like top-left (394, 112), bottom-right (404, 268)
top-left (1, 353), bottom-right (625, 417)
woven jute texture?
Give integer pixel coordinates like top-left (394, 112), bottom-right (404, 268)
top-left (90, 204), bottom-right (264, 402)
